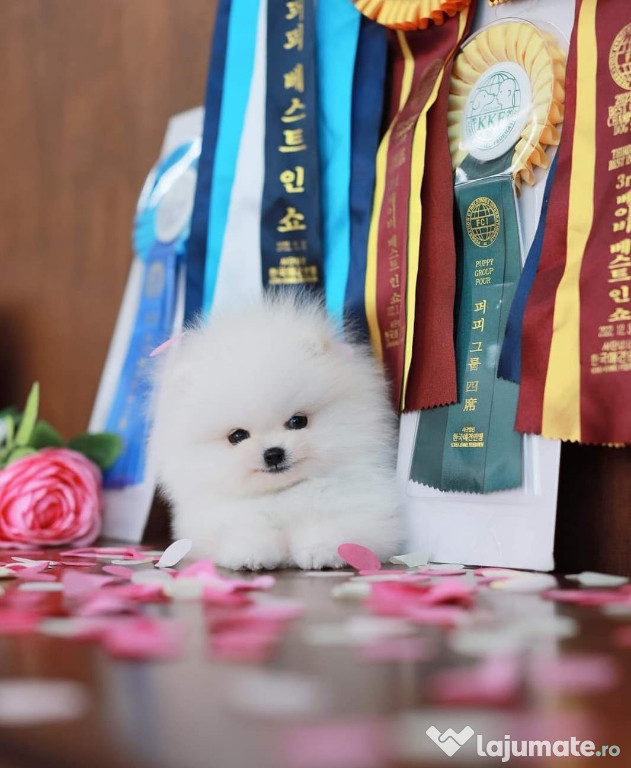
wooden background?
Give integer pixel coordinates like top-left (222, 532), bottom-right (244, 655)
top-left (0, 0), bottom-right (217, 436)
top-left (1, 0), bottom-right (630, 574)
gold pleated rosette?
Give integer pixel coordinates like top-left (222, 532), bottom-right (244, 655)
top-left (448, 21), bottom-right (566, 189)
top-left (351, 0), bottom-right (472, 30)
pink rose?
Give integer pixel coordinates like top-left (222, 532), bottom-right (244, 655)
top-left (0, 448), bottom-right (102, 548)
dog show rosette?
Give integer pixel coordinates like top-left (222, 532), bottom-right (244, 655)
top-left (350, 0), bottom-right (472, 31)
top-left (410, 19), bottom-right (567, 493)
top-left (447, 20), bottom-right (566, 189)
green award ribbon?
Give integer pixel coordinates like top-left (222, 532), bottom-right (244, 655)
top-left (409, 21), bottom-right (565, 493)
top-left (410, 23), bottom-right (555, 493)
top-left (411, 152), bottom-right (522, 493)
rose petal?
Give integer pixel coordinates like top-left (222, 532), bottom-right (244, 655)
top-left (338, 543), bottom-right (381, 571)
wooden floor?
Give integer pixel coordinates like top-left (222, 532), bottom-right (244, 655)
top-left (1, 548), bottom-right (631, 768)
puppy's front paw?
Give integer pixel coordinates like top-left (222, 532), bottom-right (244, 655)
top-left (211, 529), bottom-right (288, 571)
top-left (290, 545), bottom-right (345, 571)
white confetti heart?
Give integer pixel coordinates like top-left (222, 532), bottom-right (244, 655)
top-left (389, 551), bottom-right (430, 568)
top-left (566, 571), bottom-right (629, 588)
top-left (0, 680), bottom-right (90, 725)
top-left (155, 538), bottom-right (193, 568)
top-left (18, 582), bottom-right (64, 592)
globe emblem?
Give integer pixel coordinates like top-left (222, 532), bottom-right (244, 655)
top-left (466, 196), bottom-right (500, 248)
top-left (610, 24), bottom-right (631, 91)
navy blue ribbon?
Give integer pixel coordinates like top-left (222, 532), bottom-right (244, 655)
top-left (260, 0), bottom-right (323, 290)
top-left (344, 17), bottom-right (387, 340)
top-left (498, 152), bottom-right (559, 383)
top-left (184, 0), bottom-right (231, 323)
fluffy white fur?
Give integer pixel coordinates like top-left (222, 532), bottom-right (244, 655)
top-left (149, 294), bottom-right (401, 570)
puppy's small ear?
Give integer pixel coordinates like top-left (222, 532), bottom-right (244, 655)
top-left (303, 333), bottom-right (355, 360)
top-left (303, 332), bottom-right (332, 358)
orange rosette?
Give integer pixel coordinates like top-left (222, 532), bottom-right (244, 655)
top-left (351, 0), bottom-right (472, 31)
top-left (447, 21), bottom-right (566, 190)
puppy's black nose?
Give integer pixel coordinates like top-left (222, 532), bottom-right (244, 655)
top-left (263, 447), bottom-right (285, 467)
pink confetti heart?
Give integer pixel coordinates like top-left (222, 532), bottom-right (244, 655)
top-left (337, 543), bottom-right (381, 572)
top-left (406, 605), bottom-right (471, 627)
top-left (102, 618), bottom-right (184, 660)
top-left (230, 574), bottom-right (276, 591)
top-left (208, 614), bottom-right (289, 663)
top-left (0, 609), bottom-right (41, 636)
top-left (239, 601), bottom-right (305, 621)
top-left (102, 565), bottom-right (136, 579)
top-left (61, 570), bottom-right (118, 599)
top-left (359, 637), bottom-right (434, 663)
top-left (13, 566), bottom-right (57, 583)
top-left (367, 579), bottom-right (476, 618)
top-left (528, 654), bottom-right (619, 694)
top-left (107, 583), bottom-right (168, 602)
top-left (202, 588), bottom-right (252, 608)
top-left (209, 632), bottom-right (278, 663)
top-left (430, 656), bottom-right (521, 706)
top-left (420, 579), bottom-right (477, 607)
top-left (2, 590), bottom-right (53, 611)
top-left (11, 561), bottom-right (48, 573)
top-left (283, 720), bottom-right (392, 768)
top-left (58, 560), bottom-right (94, 567)
top-left (544, 589), bottom-right (625, 606)
top-left (177, 559), bottom-right (218, 579)
top-left (60, 546), bottom-right (145, 560)
top-left (76, 594), bottom-right (139, 618)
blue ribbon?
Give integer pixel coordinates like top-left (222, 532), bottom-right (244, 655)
top-left (104, 142), bottom-right (200, 488)
top-left (497, 152), bottom-right (559, 383)
top-left (316, 0), bottom-right (361, 320)
top-left (202, 0), bottom-right (260, 314)
top-left (184, 0), bottom-right (231, 324)
top-left (344, 16), bottom-right (387, 340)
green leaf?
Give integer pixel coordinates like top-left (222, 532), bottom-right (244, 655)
top-left (5, 446), bottom-right (37, 466)
top-left (15, 382), bottom-right (40, 447)
top-left (68, 432), bottom-right (123, 471)
top-left (29, 420), bottom-right (64, 450)
top-left (2, 415), bottom-right (15, 446)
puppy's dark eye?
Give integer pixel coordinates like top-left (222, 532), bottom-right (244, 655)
top-left (286, 414), bottom-right (308, 430)
top-left (228, 428), bottom-right (250, 445)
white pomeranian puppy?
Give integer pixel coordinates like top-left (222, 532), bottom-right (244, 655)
top-left (149, 294), bottom-right (400, 570)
